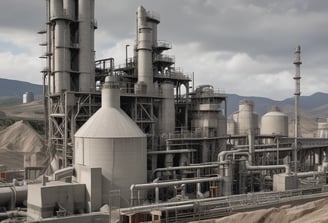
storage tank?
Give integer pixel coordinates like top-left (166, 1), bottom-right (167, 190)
top-left (261, 106), bottom-right (288, 136)
top-left (74, 76), bottom-right (147, 208)
top-left (227, 118), bottom-right (236, 135)
top-left (23, 92), bottom-right (34, 104)
top-left (237, 100), bottom-right (255, 135)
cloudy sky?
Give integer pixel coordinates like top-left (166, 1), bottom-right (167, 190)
top-left (0, 0), bottom-right (327, 100)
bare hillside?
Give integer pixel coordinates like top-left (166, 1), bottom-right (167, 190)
top-left (0, 100), bottom-right (44, 120)
top-left (191, 198), bottom-right (328, 223)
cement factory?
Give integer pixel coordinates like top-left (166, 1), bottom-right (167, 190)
top-left (2, 1), bottom-right (328, 222)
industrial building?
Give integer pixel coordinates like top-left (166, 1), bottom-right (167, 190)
top-left (1, 1), bottom-right (328, 223)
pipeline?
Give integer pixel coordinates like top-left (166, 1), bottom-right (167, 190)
top-left (152, 163), bottom-right (218, 178)
top-left (0, 185), bottom-right (27, 209)
top-left (217, 149), bottom-right (247, 162)
top-left (245, 160), bottom-right (290, 174)
top-left (130, 176), bottom-right (222, 206)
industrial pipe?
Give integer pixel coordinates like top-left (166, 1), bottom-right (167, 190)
top-left (296, 171), bottom-right (321, 178)
top-left (130, 176), bottom-right (222, 206)
top-left (0, 186), bottom-right (27, 209)
top-left (152, 164), bottom-right (219, 178)
top-left (245, 160), bottom-right (290, 174)
top-left (217, 149), bottom-right (247, 162)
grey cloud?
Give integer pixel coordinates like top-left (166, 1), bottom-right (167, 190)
top-left (0, 0), bottom-right (327, 99)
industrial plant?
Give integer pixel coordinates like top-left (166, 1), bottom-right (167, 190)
top-left (1, 1), bottom-right (328, 223)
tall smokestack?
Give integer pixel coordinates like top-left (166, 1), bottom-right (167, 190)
top-left (293, 45), bottom-right (302, 173)
top-left (135, 6), bottom-right (153, 94)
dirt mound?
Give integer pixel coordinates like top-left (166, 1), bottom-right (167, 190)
top-left (0, 120), bottom-right (48, 169)
top-left (192, 198), bottom-right (328, 223)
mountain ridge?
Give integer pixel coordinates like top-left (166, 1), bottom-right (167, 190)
top-left (0, 78), bottom-right (327, 118)
top-left (0, 78), bottom-right (43, 98)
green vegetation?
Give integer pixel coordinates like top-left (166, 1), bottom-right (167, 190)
top-left (0, 97), bottom-right (21, 107)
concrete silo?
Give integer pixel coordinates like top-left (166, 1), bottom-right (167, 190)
top-left (237, 100), bottom-right (258, 135)
top-left (74, 76), bottom-right (147, 207)
top-left (261, 106), bottom-right (288, 136)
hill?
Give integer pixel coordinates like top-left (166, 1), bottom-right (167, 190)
top-left (0, 78), bottom-right (42, 98)
top-left (227, 92), bottom-right (328, 119)
top-left (0, 78), bottom-right (328, 120)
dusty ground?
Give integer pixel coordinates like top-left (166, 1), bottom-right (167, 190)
top-left (0, 100), bottom-right (44, 121)
top-left (0, 120), bottom-right (48, 169)
top-left (191, 198), bottom-right (328, 223)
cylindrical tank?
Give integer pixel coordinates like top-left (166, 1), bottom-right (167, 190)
top-left (75, 76), bottom-right (147, 208)
top-left (261, 106), bottom-right (288, 136)
top-left (318, 120), bottom-right (328, 138)
top-left (237, 100), bottom-right (254, 135)
top-left (159, 82), bottom-right (175, 134)
top-left (54, 19), bottom-right (70, 93)
top-left (0, 186), bottom-right (27, 208)
top-left (227, 118), bottom-right (236, 135)
top-left (136, 6), bottom-right (153, 94)
top-left (78, 0), bottom-right (95, 92)
top-left (50, 0), bottom-right (63, 19)
top-left (63, 0), bottom-right (75, 20)
top-left (23, 92), bottom-right (34, 104)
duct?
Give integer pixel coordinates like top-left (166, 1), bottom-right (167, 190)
top-left (147, 149), bottom-right (196, 155)
top-left (122, 194), bottom-right (227, 215)
top-left (245, 160), bottom-right (290, 174)
top-left (152, 164), bottom-right (219, 178)
top-left (217, 149), bottom-right (247, 162)
top-left (248, 130), bottom-right (255, 165)
top-left (130, 176), bottom-right (222, 205)
top-left (0, 186), bottom-right (27, 209)
top-left (296, 171), bottom-right (321, 178)
top-left (231, 152), bottom-right (249, 160)
top-left (196, 183), bottom-right (204, 198)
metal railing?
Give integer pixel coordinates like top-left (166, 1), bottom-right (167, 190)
top-left (154, 54), bottom-right (175, 63)
top-left (155, 40), bottom-right (172, 49)
top-left (121, 185), bottom-right (328, 222)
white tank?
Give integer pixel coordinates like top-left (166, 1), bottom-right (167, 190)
top-left (75, 76), bottom-right (147, 208)
top-left (261, 106), bottom-right (288, 136)
top-left (23, 92), bottom-right (34, 104)
top-left (237, 100), bottom-right (254, 135)
top-left (136, 6), bottom-right (153, 94)
top-left (227, 118), bottom-right (236, 135)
